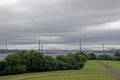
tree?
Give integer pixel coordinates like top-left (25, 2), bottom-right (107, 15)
top-left (97, 54), bottom-right (112, 60)
top-left (87, 53), bottom-right (96, 60)
top-left (74, 53), bottom-right (87, 69)
top-left (0, 50), bottom-right (87, 76)
top-left (114, 52), bottom-right (120, 57)
top-left (26, 50), bottom-right (45, 72)
top-left (56, 55), bottom-right (70, 70)
top-left (0, 65), bottom-right (27, 75)
top-left (0, 61), bottom-right (5, 73)
top-left (74, 53), bottom-right (87, 63)
top-left (44, 56), bottom-right (57, 71)
top-left (113, 52), bottom-right (120, 61)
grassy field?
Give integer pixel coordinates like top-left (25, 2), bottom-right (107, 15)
top-left (0, 60), bottom-right (115, 80)
top-left (102, 60), bottom-right (120, 71)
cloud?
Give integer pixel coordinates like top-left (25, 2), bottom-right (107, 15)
top-left (0, 0), bottom-right (120, 49)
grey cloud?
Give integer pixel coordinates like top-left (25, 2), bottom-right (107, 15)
top-left (0, 0), bottom-right (120, 47)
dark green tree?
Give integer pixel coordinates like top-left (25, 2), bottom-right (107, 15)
top-left (97, 54), bottom-right (112, 60)
top-left (44, 56), bottom-right (57, 71)
top-left (0, 50), bottom-right (88, 76)
top-left (113, 52), bottom-right (120, 61)
top-left (26, 50), bottom-right (45, 72)
top-left (87, 53), bottom-right (96, 60)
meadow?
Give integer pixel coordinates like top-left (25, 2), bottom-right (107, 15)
top-left (102, 60), bottom-right (120, 71)
top-left (0, 60), bottom-right (115, 80)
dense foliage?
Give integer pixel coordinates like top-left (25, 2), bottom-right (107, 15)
top-left (86, 52), bottom-right (120, 61)
top-left (97, 54), bottom-right (112, 60)
top-left (87, 53), bottom-right (97, 60)
top-left (113, 52), bottom-right (120, 61)
top-left (0, 50), bottom-right (87, 76)
top-left (94, 52), bottom-right (120, 61)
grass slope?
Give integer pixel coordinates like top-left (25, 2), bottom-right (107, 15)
top-left (0, 60), bottom-right (115, 80)
top-left (102, 60), bottom-right (120, 71)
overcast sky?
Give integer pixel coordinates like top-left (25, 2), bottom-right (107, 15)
top-left (0, 0), bottom-right (120, 49)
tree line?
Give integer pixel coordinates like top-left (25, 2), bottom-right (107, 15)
top-left (0, 50), bottom-right (87, 76)
top-left (86, 52), bottom-right (120, 61)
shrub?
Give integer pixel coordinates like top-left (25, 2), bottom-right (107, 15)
top-left (87, 53), bottom-right (96, 60)
top-left (97, 54), bottom-right (112, 60)
top-left (0, 65), bottom-right (27, 75)
top-left (113, 52), bottom-right (120, 61)
top-left (0, 50), bottom-right (87, 76)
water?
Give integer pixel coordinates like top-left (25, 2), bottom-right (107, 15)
top-left (0, 54), bottom-right (8, 60)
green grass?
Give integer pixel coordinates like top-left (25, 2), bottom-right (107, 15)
top-left (0, 60), bottom-right (115, 80)
top-left (102, 60), bottom-right (120, 71)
